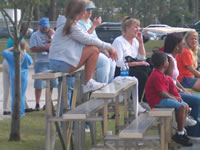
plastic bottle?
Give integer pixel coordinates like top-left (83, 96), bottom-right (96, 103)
top-left (120, 63), bottom-right (129, 76)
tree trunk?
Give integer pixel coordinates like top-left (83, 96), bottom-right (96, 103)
top-left (48, 0), bottom-right (56, 21)
top-left (33, 4), bottom-right (40, 21)
top-left (9, 47), bottom-right (21, 141)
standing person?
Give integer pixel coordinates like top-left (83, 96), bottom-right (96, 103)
top-left (176, 31), bottom-right (200, 92)
top-left (2, 41), bottom-right (33, 116)
top-left (30, 17), bottom-right (58, 111)
top-left (145, 51), bottom-right (192, 146)
top-left (2, 26), bottom-right (30, 115)
top-left (49, 0), bottom-right (118, 94)
top-left (112, 16), bottom-right (152, 112)
top-left (164, 33), bottom-right (200, 137)
top-left (78, 1), bottom-right (116, 84)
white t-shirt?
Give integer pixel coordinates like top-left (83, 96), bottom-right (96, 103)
top-left (112, 35), bottom-right (145, 67)
top-left (166, 53), bottom-right (179, 84)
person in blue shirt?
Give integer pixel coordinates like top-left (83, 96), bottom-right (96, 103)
top-left (2, 26), bottom-right (31, 115)
top-left (2, 41), bottom-right (33, 116)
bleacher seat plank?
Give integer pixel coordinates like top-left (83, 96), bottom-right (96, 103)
top-left (91, 79), bottom-right (137, 98)
top-left (62, 99), bottom-right (105, 120)
top-left (119, 113), bottom-right (157, 139)
top-left (149, 108), bottom-right (174, 117)
top-left (32, 66), bottom-right (84, 80)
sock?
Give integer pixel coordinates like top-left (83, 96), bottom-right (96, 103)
top-left (178, 131), bottom-right (184, 135)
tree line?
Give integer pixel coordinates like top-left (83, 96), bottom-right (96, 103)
top-left (35, 0), bottom-right (200, 27)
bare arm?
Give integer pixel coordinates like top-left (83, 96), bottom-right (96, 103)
top-left (187, 65), bottom-right (200, 78)
top-left (30, 44), bottom-right (50, 53)
top-left (159, 91), bottom-right (183, 102)
top-left (128, 61), bottom-right (149, 67)
top-left (136, 31), bottom-right (146, 57)
top-left (87, 17), bottom-right (102, 34)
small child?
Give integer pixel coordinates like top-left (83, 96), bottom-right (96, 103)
top-left (2, 41), bottom-right (33, 116)
top-left (47, 28), bottom-right (55, 43)
top-left (145, 51), bottom-right (192, 146)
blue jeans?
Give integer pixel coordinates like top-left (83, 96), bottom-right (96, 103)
top-left (181, 77), bottom-right (197, 88)
top-left (58, 76), bottom-right (75, 115)
top-left (180, 92), bottom-right (200, 137)
top-left (155, 98), bottom-right (188, 111)
top-left (34, 62), bottom-right (58, 89)
top-left (96, 53), bottom-right (116, 83)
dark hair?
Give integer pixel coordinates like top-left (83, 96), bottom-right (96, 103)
top-left (63, 0), bottom-right (87, 35)
top-left (151, 51), bottom-right (167, 68)
top-left (163, 33), bottom-right (183, 53)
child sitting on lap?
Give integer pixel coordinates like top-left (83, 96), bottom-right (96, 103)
top-left (145, 51), bottom-right (192, 146)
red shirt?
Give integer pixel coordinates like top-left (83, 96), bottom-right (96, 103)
top-left (176, 48), bottom-right (195, 82)
top-left (145, 68), bottom-right (180, 108)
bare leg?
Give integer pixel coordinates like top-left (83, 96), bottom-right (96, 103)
top-left (176, 105), bottom-right (187, 131)
top-left (35, 88), bottom-right (42, 105)
top-left (192, 79), bottom-right (200, 91)
top-left (69, 46), bottom-right (99, 84)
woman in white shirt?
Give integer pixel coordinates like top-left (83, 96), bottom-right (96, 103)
top-left (49, 0), bottom-right (118, 93)
top-left (112, 16), bottom-right (151, 103)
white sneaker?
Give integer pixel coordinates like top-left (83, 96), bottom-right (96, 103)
top-left (82, 79), bottom-right (106, 93)
top-left (138, 103), bottom-right (146, 113)
top-left (140, 102), bottom-right (151, 111)
top-left (185, 116), bottom-right (197, 127)
top-left (85, 128), bottom-right (90, 132)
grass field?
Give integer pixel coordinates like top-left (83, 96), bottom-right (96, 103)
top-left (0, 106), bottom-right (128, 150)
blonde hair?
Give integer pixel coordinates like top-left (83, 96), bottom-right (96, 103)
top-left (184, 31), bottom-right (199, 69)
top-left (63, 0), bottom-right (88, 35)
top-left (20, 41), bottom-right (28, 51)
top-left (87, 1), bottom-right (95, 8)
top-left (48, 28), bottom-right (55, 36)
top-left (121, 16), bottom-right (140, 34)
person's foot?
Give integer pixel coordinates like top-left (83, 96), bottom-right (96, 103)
top-left (35, 104), bottom-right (40, 111)
top-left (185, 116), bottom-right (197, 127)
top-left (85, 128), bottom-right (90, 132)
top-left (43, 105), bottom-right (46, 110)
top-left (3, 111), bottom-right (11, 115)
top-left (25, 108), bottom-right (35, 113)
top-left (138, 103), bottom-right (146, 113)
top-left (82, 79), bottom-right (106, 93)
top-left (172, 133), bottom-right (193, 146)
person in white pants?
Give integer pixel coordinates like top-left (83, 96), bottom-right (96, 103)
top-left (2, 59), bottom-right (11, 115)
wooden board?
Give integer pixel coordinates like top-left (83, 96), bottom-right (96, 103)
top-left (32, 66), bottom-right (84, 80)
top-left (91, 79), bottom-right (137, 99)
top-left (149, 108), bottom-right (174, 117)
top-left (119, 113), bottom-right (157, 139)
top-left (62, 99), bottom-right (104, 120)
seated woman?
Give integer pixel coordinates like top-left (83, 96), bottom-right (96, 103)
top-left (176, 31), bottom-right (200, 92)
top-left (164, 33), bottom-right (200, 137)
top-left (78, 0), bottom-right (116, 84)
top-left (48, 0), bottom-right (118, 93)
top-left (112, 16), bottom-right (152, 109)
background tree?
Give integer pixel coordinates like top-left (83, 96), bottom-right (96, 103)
top-left (48, 0), bottom-right (56, 21)
top-left (0, 0), bottom-right (39, 141)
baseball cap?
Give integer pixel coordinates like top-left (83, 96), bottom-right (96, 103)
top-left (40, 17), bottom-right (50, 28)
top-left (86, 4), bottom-right (96, 9)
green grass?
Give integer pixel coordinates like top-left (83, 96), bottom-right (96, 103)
top-left (0, 109), bottom-right (120, 150)
top-left (1, 106), bottom-right (156, 150)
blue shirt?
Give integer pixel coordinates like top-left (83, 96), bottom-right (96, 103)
top-left (30, 30), bottom-right (49, 63)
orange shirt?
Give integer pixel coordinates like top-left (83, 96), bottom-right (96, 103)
top-left (176, 48), bottom-right (195, 82)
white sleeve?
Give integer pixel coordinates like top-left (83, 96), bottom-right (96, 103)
top-left (70, 24), bottom-right (112, 51)
top-left (112, 37), bottom-right (124, 67)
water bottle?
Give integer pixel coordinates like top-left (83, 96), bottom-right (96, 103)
top-left (120, 63), bottom-right (129, 76)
